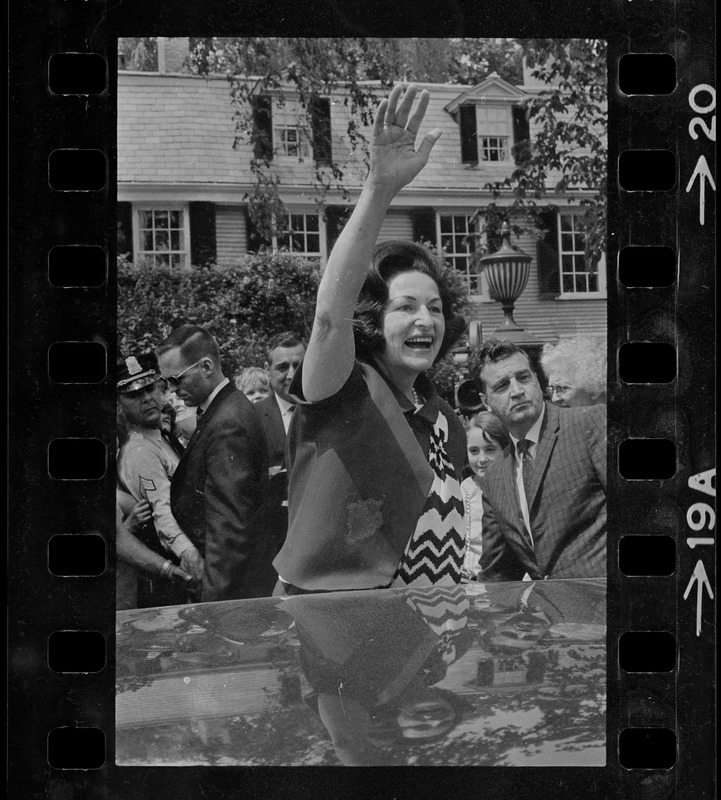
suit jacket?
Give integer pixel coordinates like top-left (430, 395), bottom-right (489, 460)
top-left (255, 394), bottom-right (288, 469)
top-left (480, 402), bottom-right (607, 581)
top-left (170, 381), bottom-right (274, 601)
top-left (254, 393), bottom-right (291, 555)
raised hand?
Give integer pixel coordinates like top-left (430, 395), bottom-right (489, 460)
top-left (369, 83), bottom-right (442, 195)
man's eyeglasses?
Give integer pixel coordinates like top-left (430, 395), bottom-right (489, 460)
top-left (545, 384), bottom-right (571, 398)
top-left (165, 358), bottom-right (204, 389)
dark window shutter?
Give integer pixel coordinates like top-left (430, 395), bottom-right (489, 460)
top-left (324, 205), bottom-right (350, 252)
top-left (251, 95), bottom-right (273, 161)
top-left (117, 201), bottom-right (133, 257)
top-left (309, 97), bottom-right (332, 166)
top-left (512, 105), bottom-right (532, 165)
top-left (459, 105), bottom-right (478, 165)
top-left (412, 210), bottom-right (437, 245)
top-left (245, 208), bottom-right (268, 253)
top-left (537, 208), bottom-right (560, 298)
top-left (189, 202), bottom-right (216, 266)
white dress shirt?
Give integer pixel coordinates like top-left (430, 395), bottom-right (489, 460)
top-left (275, 393), bottom-right (295, 434)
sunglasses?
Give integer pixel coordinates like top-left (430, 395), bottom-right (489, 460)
top-left (165, 358), bottom-right (204, 389)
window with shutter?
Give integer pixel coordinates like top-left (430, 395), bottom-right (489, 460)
top-left (511, 105), bottom-right (531, 165)
top-left (438, 213), bottom-right (483, 297)
top-left (245, 209), bottom-right (267, 254)
top-left (557, 211), bottom-right (606, 297)
top-left (134, 205), bottom-right (190, 268)
top-left (411, 210), bottom-right (436, 245)
top-left (117, 202), bottom-right (133, 257)
top-left (325, 205), bottom-right (351, 252)
top-left (251, 95), bottom-right (273, 161)
top-left (276, 212), bottom-right (322, 260)
top-left (537, 209), bottom-right (561, 298)
top-left (189, 202), bottom-right (216, 266)
top-left (309, 97), bottom-right (332, 166)
top-left (459, 105), bottom-right (478, 165)
top-left (536, 209), bottom-right (606, 298)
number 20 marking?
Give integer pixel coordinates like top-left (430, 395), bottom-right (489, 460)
top-left (689, 84), bottom-right (716, 141)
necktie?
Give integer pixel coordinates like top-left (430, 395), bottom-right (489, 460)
top-left (517, 438), bottom-right (534, 502)
top-left (161, 428), bottom-right (185, 458)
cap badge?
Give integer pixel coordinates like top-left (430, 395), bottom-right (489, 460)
top-left (125, 356), bottom-right (142, 375)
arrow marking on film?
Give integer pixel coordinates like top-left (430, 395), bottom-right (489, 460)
top-left (685, 155), bottom-right (716, 226)
top-left (683, 559), bottom-right (714, 636)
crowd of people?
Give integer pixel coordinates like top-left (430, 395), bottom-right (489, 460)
top-left (115, 84), bottom-right (608, 610)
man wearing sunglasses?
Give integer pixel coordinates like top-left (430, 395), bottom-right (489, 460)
top-left (157, 325), bottom-right (275, 602)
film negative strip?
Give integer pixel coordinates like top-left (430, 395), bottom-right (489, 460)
top-left (9, 1), bottom-right (715, 798)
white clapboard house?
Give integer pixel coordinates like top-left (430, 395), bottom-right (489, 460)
top-left (117, 38), bottom-right (606, 344)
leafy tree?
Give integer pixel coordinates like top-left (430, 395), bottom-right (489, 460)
top-left (482, 39), bottom-right (607, 265)
top-left (448, 38), bottom-right (524, 84)
top-left (117, 251), bottom-right (320, 377)
top-left (118, 37), bottom-right (158, 71)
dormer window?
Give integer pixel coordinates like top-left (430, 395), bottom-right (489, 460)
top-left (460, 104), bottom-right (514, 165)
top-left (447, 75), bottom-right (530, 167)
top-left (275, 125), bottom-right (311, 159)
top-left (480, 136), bottom-right (509, 162)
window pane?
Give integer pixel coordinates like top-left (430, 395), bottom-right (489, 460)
top-left (440, 216), bottom-right (452, 233)
top-left (560, 216), bottom-right (572, 232)
top-left (139, 210), bottom-right (153, 228)
top-left (171, 230), bottom-right (181, 250)
top-left (155, 210), bottom-right (169, 229)
top-left (307, 234), bottom-right (320, 252)
top-left (575, 274), bottom-right (587, 292)
top-left (156, 254), bottom-right (170, 267)
top-left (170, 210), bottom-right (181, 227)
top-left (562, 274), bottom-right (574, 292)
top-left (155, 230), bottom-right (169, 250)
top-left (306, 215), bottom-right (319, 231)
top-left (142, 231), bottom-right (154, 251)
top-left (561, 233), bottom-right (575, 251)
top-left (588, 274), bottom-right (598, 292)
top-left (562, 255), bottom-right (574, 271)
top-left (291, 214), bottom-right (303, 229)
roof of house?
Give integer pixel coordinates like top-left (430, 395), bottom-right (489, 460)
top-left (118, 73), bottom-right (531, 199)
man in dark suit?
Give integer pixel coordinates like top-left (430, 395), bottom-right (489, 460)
top-left (254, 332), bottom-right (306, 555)
top-left (469, 339), bottom-right (606, 581)
top-left (157, 325), bottom-right (274, 601)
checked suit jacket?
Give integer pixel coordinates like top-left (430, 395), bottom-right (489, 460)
top-left (170, 381), bottom-right (275, 602)
top-left (479, 402), bottom-right (607, 581)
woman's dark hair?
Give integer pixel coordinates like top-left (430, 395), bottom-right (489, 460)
top-left (353, 241), bottom-right (467, 364)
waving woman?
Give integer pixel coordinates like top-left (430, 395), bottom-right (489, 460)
top-left (274, 84), bottom-right (468, 594)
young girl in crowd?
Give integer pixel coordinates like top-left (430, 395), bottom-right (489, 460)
top-left (461, 411), bottom-right (510, 578)
top-left (235, 366), bottom-right (272, 404)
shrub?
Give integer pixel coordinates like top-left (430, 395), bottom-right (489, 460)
top-left (117, 250), bottom-right (320, 376)
top-left (118, 243), bottom-right (470, 400)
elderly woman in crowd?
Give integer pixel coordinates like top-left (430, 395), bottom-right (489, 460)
top-left (541, 335), bottom-right (607, 408)
top-left (273, 84), bottom-right (467, 595)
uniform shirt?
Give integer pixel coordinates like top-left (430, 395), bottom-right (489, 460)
top-left (117, 429), bottom-right (194, 558)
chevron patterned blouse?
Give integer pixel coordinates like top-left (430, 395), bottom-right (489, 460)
top-left (391, 411), bottom-right (466, 587)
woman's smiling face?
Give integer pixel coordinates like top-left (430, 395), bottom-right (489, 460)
top-left (376, 271), bottom-right (445, 386)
